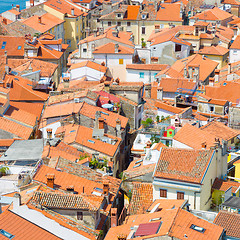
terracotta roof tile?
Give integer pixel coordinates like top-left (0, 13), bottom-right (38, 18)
top-left (212, 178), bottom-right (240, 193)
top-left (230, 35), bottom-right (240, 49)
top-left (200, 121), bottom-right (240, 141)
top-left (125, 5), bottom-right (140, 20)
top-left (190, 7), bottom-right (233, 21)
top-left (154, 148), bottom-right (213, 184)
top-left (0, 36), bottom-right (25, 57)
top-left (173, 123), bottom-right (217, 149)
top-left (22, 13), bottom-right (64, 33)
top-left (169, 208), bottom-right (224, 239)
top-left (0, 210), bottom-right (61, 239)
top-left (128, 183), bottom-right (153, 215)
top-left (126, 64), bottom-right (169, 71)
top-left (93, 42), bottom-right (134, 54)
top-left (0, 117), bottom-right (33, 139)
top-left (214, 211), bottom-right (240, 238)
top-left (69, 60), bottom-right (108, 72)
top-left (154, 100), bottom-right (185, 114)
top-left (156, 3), bottom-right (182, 22)
top-left (198, 45), bottom-right (229, 55)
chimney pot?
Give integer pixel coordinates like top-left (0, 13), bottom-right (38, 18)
top-left (46, 173), bottom-right (55, 188)
top-left (98, 117), bottom-right (104, 130)
top-left (117, 234), bottom-right (127, 240)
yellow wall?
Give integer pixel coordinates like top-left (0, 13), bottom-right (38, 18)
top-left (234, 162), bottom-right (240, 183)
top-left (44, 5), bottom-right (85, 52)
top-left (212, 189), bottom-right (239, 205)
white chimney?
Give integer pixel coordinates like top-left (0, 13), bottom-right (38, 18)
top-left (71, 8), bottom-right (75, 16)
top-left (115, 44), bottom-right (119, 53)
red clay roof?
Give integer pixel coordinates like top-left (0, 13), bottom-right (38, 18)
top-left (212, 178), bottom-right (240, 193)
top-left (214, 211), bottom-right (240, 238)
top-left (0, 210), bottom-right (61, 240)
top-left (126, 64), bottom-right (169, 71)
top-left (230, 35), bottom-right (240, 49)
top-left (23, 13), bottom-right (64, 33)
top-left (93, 42), bottom-right (134, 54)
top-left (69, 60), bottom-right (108, 72)
top-left (154, 148), bottom-right (213, 184)
top-left (156, 3), bottom-right (182, 22)
top-left (0, 36), bottom-right (25, 57)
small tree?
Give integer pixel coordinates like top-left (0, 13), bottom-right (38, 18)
top-left (0, 166), bottom-right (9, 176)
top-left (156, 115), bottom-right (160, 123)
top-left (141, 38), bottom-right (146, 48)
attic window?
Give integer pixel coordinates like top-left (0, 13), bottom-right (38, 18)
top-left (0, 229), bottom-right (14, 239)
top-left (117, 13), bottom-right (122, 18)
top-left (1, 41), bottom-right (6, 49)
top-left (88, 139), bottom-right (95, 144)
top-left (17, 46), bottom-right (22, 50)
top-left (190, 224), bottom-right (206, 233)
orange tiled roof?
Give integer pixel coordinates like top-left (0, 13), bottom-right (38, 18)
top-left (126, 64), bottom-right (169, 71)
top-left (198, 45), bottom-right (229, 56)
top-left (69, 60), bottom-right (108, 72)
top-left (205, 81), bottom-right (240, 104)
top-left (125, 5), bottom-right (140, 20)
top-left (214, 211), bottom-right (240, 239)
top-left (5, 75), bottom-right (49, 102)
top-left (0, 36), bottom-right (25, 57)
top-left (154, 100), bottom-right (185, 114)
top-left (0, 117), bottom-right (33, 139)
top-left (156, 3), bottom-right (183, 22)
top-left (56, 124), bottom-right (122, 157)
top-left (93, 42), bottom-right (134, 54)
top-left (4, 105), bottom-right (37, 127)
top-left (200, 121), bottom-right (240, 141)
top-left (0, 210), bottom-right (61, 240)
top-left (22, 13), bottom-right (64, 33)
top-left (44, 0), bottom-right (86, 17)
top-left (154, 148), bottom-right (213, 184)
top-left (171, 54), bottom-right (218, 82)
top-left (78, 27), bottom-right (134, 47)
top-left (147, 199), bottom-right (186, 212)
top-left (156, 66), bottom-right (184, 78)
top-left (128, 182), bottom-right (153, 215)
top-left (159, 77), bottom-right (196, 93)
top-left (173, 123), bottom-right (217, 149)
top-left (212, 178), bottom-right (240, 193)
top-left (169, 208), bottom-right (224, 239)
top-left (190, 7), bottom-right (233, 21)
top-left (0, 139), bottom-right (16, 147)
top-left (152, 141), bottom-right (167, 150)
top-left (230, 35), bottom-right (240, 49)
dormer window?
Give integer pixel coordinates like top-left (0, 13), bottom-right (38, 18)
top-left (142, 14), bottom-right (146, 19)
top-left (117, 13), bottom-right (122, 18)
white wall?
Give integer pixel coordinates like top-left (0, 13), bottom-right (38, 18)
top-left (40, 121), bottom-right (61, 139)
top-left (70, 66), bottom-right (105, 81)
top-left (157, 108), bottom-right (175, 118)
top-left (93, 54), bottom-right (133, 67)
top-left (126, 69), bottom-right (159, 83)
top-left (172, 139), bottom-right (193, 149)
top-left (229, 49), bottom-right (240, 63)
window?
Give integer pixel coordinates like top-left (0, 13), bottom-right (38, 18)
top-left (67, 39), bottom-right (71, 48)
top-left (127, 22), bottom-right (131, 27)
top-left (160, 189), bottom-right (167, 198)
top-left (177, 191), bottom-right (184, 200)
top-left (210, 106), bottom-right (214, 112)
top-left (142, 26), bottom-right (146, 35)
top-left (175, 44), bottom-right (182, 52)
top-left (83, 48), bottom-right (87, 53)
top-left (17, 46), bottom-right (22, 50)
top-left (0, 229), bottom-right (14, 239)
top-left (119, 59), bottom-right (123, 65)
top-left (139, 72), bottom-right (144, 78)
top-left (1, 41), bottom-right (6, 49)
top-left (117, 13), bottom-right (122, 18)
top-left (108, 21), bottom-right (111, 26)
top-left (190, 224), bottom-right (206, 233)
top-left (160, 24), bottom-right (164, 29)
top-left (77, 212), bottom-right (83, 220)
top-left (154, 73), bottom-right (157, 78)
top-left (231, 138), bottom-right (234, 144)
top-left (117, 22), bottom-right (121, 26)
top-left (233, 50), bottom-right (238, 55)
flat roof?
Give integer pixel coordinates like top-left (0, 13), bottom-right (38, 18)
top-left (0, 139), bottom-right (43, 162)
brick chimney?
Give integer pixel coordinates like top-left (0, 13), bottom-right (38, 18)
top-left (46, 174), bottom-right (55, 188)
top-left (2, 18), bottom-right (7, 25)
top-left (66, 185), bottom-right (75, 193)
top-left (98, 117), bottom-right (104, 129)
top-left (103, 180), bottom-right (109, 195)
top-left (30, 0), bottom-right (34, 7)
top-left (201, 142), bottom-right (207, 149)
top-left (38, 16), bottom-right (42, 24)
top-left (111, 208), bottom-right (118, 227)
top-left (146, 141), bottom-right (151, 148)
top-left (117, 234), bottom-right (127, 240)
top-left (63, 77), bottom-right (70, 88)
top-left (209, 77), bottom-right (214, 86)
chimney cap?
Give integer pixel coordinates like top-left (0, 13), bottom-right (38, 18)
top-left (46, 173), bottom-right (55, 180)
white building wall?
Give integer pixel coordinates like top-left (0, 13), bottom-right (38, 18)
top-left (70, 66), bottom-right (105, 81)
top-left (93, 54), bottom-right (133, 67)
top-left (40, 121), bottom-right (61, 139)
top-left (126, 69), bottom-right (159, 83)
top-left (157, 109), bottom-right (175, 118)
top-left (172, 139), bottom-right (193, 149)
top-left (1, 12), bottom-right (18, 22)
top-left (229, 49), bottom-right (240, 63)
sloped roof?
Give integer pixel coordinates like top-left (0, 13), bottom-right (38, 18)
top-left (154, 148), bottom-right (213, 184)
top-left (173, 123), bottom-right (217, 149)
top-left (212, 178), bottom-right (240, 193)
top-left (0, 36), bottom-right (25, 57)
top-left (214, 211), bottom-right (240, 238)
top-left (22, 13), bottom-right (64, 33)
top-left (198, 45), bottom-right (229, 56)
top-left (156, 3), bottom-right (182, 22)
top-left (69, 60), bottom-right (108, 72)
top-left (200, 121), bottom-right (240, 141)
top-left (93, 42), bottom-right (134, 54)
top-left (126, 64), bottom-right (169, 71)
top-left (0, 210), bottom-right (61, 240)
top-left (230, 35), bottom-right (240, 49)
top-left (190, 7), bottom-right (233, 21)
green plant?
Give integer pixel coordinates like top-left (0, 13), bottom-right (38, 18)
top-left (141, 38), bottom-right (146, 48)
top-left (150, 134), bottom-right (160, 143)
top-left (142, 118), bottom-right (153, 128)
top-left (0, 166), bottom-right (9, 175)
top-left (156, 115), bottom-right (160, 123)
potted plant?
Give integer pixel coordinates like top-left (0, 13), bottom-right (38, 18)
top-left (0, 166), bottom-right (9, 176)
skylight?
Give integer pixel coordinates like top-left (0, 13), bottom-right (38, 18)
top-left (17, 46), bottom-right (22, 50)
top-left (133, 163), bottom-right (141, 168)
top-left (1, 41), bottom-right (6, 49)
top-left (88, 139), bottom-right (95, 144)
top-left (0, 229), bottom-right (14, 239)
top-left (190, 224), bottom-right (206, 233)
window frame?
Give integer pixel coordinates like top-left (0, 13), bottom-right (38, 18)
top-left (177, 191), bottom-right (184, 200)
top-left (160, 189), bottom-right (167, 198)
